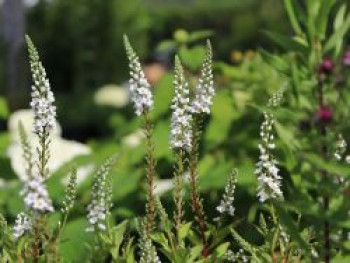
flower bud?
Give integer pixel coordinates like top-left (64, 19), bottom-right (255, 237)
top-left (316, 106), bottom-right (332, 123)
top-left (319, 59), bottom-right (334, 75)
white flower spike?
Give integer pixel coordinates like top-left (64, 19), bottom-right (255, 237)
top-left (124, 35), bottom-right (153, 116)
top-left (170, 56), bottom-right (193, 152)
top-left (256, 112), bottom-right (283, 202)
top-left (26, 35), bottom-right (57, 136)
top-left (13, 212), bottom-right (32, 240)
top-left (191, 40), bottom-right (215, 114)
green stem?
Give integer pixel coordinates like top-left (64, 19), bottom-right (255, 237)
top-left (189, 115), bottom-right (207, 248)
top-left (143, 111), bottom-right (156, 236)
top-left (174, 149), bottom-right (184, 232)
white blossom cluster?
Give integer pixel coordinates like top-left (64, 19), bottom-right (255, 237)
top-left (170, 57), bottom-right (192, 151)
top-left (26, 36), bottom-right (57, 136)
top-left (216, 170), bottom-right (237, 216)
top-left (191, 41), bottom-right (215, 114)
top-left (124, 35), bottom-right (153, 116)
top-left (139, 238), bottom-right (162, 263)
top-left (256, 112), bottom-right (283, 202)
top-left (268, 86), bottom-right (286, 107)
top-left (86, 159), bottom-right (113, 232)
top-left (334, 134), bottom-right (348, 162)
top-left (13, 213), bottom-right (32, 240)
top-left (224, 249), bottom-right (249, 262)
top-left (21, 170), bottom-right (54, 213)
top-left (139, 219), bottom-right (161, 263)
top-left (279, 225), bottom-right (290, 244)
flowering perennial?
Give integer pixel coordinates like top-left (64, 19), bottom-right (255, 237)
top-left (124, 35), bottom-right (153, 116)
top-left (216, 169), bottom-right (237, 217)
top-left (256, 112), bottom-right (283, 202)
top-left (26, 36), bottom-right (56, 135)
top-left (170, 56), bottom-right (193, 151)
top-left (86, 158), bottom-right (114, 232)
top-left (13, 213), bottom-right (32, 240)
top-left (21, 172), bottom-right (54, 212)
top-left (191, 41), bottom-right (215, 114)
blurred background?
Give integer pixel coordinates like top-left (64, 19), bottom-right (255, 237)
top-left (0, 0), bottom-right (289, 140)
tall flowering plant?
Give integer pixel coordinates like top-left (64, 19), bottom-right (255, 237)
top-left (2, 2), bottom-right (350, 259)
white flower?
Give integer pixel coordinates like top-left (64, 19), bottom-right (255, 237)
top-left (139, 219), bottom-right (162, 263)
top-left (86, 158), bottom-right (114, 232)
top-left (21, 170), bottom-right (54, 213)
top-left (256, 112), bottom-right (283, 202)
top-left (94, 84), bottom-right (130, 108)
top-left (217, 170), bottom-right (237, 217)
top-left (26, 36), bottom-right (57, 136)
top-left (13, 213), bottom-right (32, 240)
top-left (170, 56), bottom-right (192, 152)
top-left (8, 109), bottom-right (61, 143)
top-left (124, 35), bottom-right (153, 116)
top-left (268, 86), bottom-right (286, 107)
top-left (140, 239), bottom-right (162, 263)
top-left (334, 134), bottom-right (347, 161)
top-left (190, 41), bottom-right (215, 114)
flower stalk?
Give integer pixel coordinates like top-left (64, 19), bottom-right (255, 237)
top-left (170, 56), bottom-right (192, 231)
top-left (188, 41), bottom-right (214, 248)
top-left (124, 35), bottom-right (156, 236)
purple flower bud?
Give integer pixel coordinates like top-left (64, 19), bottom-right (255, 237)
top-left (319, 59), bottom-right (334, 75)
top-left (317, 106), bottom-right (332, 123)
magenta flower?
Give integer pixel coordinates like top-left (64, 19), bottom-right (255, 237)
top-left (317, 106), bottom-right (332, 123)
top-left (319, 59), bottom-right (334, 75)
top-left (343, 50), bottom-right (350, 66)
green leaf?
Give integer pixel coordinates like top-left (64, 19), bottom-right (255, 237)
top-left (124, 238), bottom-right (135, 263)
top-left (306, 0), bottom-right (321, 41)
top-left (205, 90), bottom-right (236, 147)
top-left (153, 74), bottom-right (173, 119)
top-left (315, 0), bottom-right (336, 40)
top-left (157, 40), bottom-right (176, 52)
top-left (259, 50), bottom-right (290, 73)
top-left (333, 255), bottom-right (350, 263)
top-left (259, 213), bottom-right (268, 235)
top-left (59, 218), bottom-right (93, 261)
top-left (188, 30), bottom-right (213, 43)
top-left (112, 220), bottom-right (128, 251)
top-left (283, 0), bottom-right (303, 36)
top-left (151, 232), bottom-right (170, 251)
top-left (275, 121), bottom-right (300, 151)
top-left (263, 31), bottom-right (308, 54)
top-left (325, 11), bottom-right (350, 55)
top-left (274, 203), bottom-right (311, 257)
top-left (178, 222), bottom-right (192, 241)
top-left (215, 242), bottom-right (230, 258)
top-left (302, 153), bottom-right (350, 178)
top-left (179, 46), bottom-right (206, 71)
top-left (230, 228), bottom-right (256, 255)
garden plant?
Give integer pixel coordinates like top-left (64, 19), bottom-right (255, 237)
top-left (1, 0), bottom-right (350, 262)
